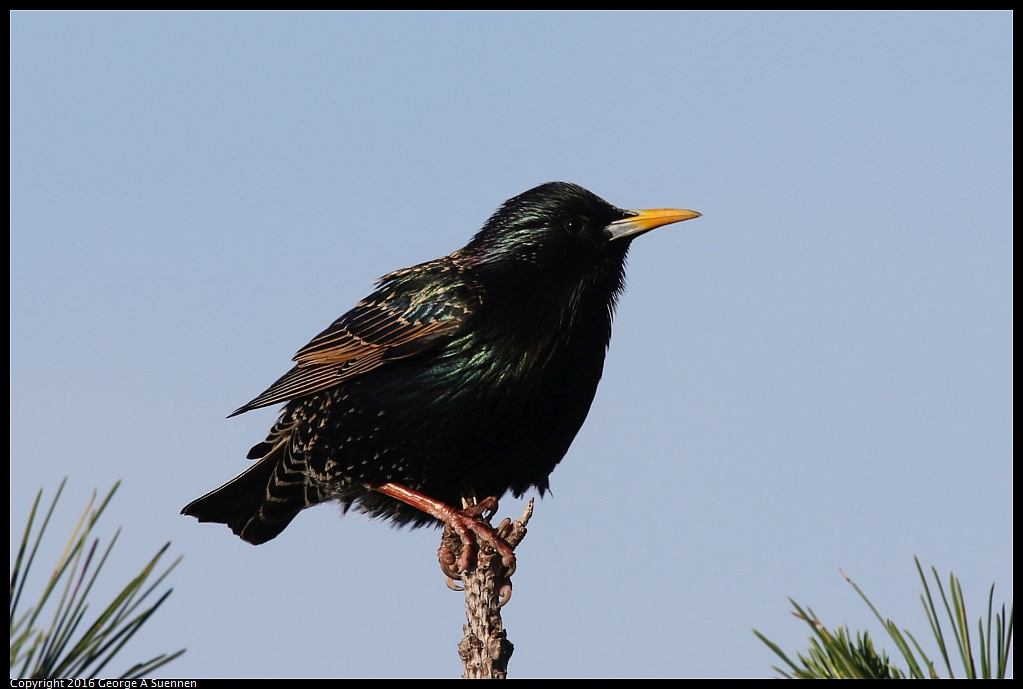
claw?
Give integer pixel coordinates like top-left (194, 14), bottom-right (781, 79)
top-left (438, 543), bottom-right (463, 581)
top-left (497, 580), bottom-right (513, 607)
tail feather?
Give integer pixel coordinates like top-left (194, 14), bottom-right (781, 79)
top-left (182, 452), bottom-right (305, 545)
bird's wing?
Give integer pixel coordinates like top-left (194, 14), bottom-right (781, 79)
top-left (230, 269), bottom-right (473, 416)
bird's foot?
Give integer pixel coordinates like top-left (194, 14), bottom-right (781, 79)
top-left (372, 483), bottom-right (517, 578)
top-left (437, 498), bottom-right (517, 579)
top-left (441, 500), bottom-right (533, 611)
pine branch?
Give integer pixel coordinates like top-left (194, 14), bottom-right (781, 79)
top-left (441, 499), bottom-right (533, 679)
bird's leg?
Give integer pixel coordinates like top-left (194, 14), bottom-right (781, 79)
top-left (372, 483), bottom-right (516, 575)
top-left (461, 495), bottom-right (499, 519)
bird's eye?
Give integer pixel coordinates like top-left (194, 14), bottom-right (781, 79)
top-left (564, 217), bottom-right (586, 235)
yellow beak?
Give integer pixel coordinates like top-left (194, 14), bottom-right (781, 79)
top-left (605, 207), bottom-right (702, 242)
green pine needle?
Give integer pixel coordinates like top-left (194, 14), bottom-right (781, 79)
top-left (754, 557), bottom-right (1012, 679)
top-left (9, 480), bottom-right (185, 679)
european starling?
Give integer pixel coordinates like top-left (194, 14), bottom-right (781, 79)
top-left (183, 182), bottom-right (700, 567)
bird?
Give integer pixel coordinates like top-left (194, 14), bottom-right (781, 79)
top-left (182, 182), bottom-right (700, 571)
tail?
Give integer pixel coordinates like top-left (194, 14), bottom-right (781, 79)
top-left (182, 449), bottom-right (311, 545)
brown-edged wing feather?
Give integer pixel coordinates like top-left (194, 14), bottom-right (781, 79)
top-left (229, 259), bottom-right (474, 417)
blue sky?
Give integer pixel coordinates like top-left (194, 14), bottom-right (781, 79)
top-left (10, 12), bottom-right (1012, 678)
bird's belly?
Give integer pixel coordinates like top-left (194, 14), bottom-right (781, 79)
top-left (311, 344), bottom-right (605, 509)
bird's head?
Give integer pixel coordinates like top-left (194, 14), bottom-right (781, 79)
top-left (465, 182), bottom-right (700, 277)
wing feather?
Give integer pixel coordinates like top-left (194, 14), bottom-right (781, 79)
top-left (230, 259), bottom-right (473, 417)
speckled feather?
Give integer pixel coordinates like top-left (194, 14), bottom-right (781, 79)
top-left (183, 182), bottom-right (684, 544)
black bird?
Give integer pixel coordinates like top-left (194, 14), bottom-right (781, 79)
top-left (183, 182), bottom-right (700, 568)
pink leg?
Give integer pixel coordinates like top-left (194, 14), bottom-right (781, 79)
top-left (372, 483), bottom-right (516, 575)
